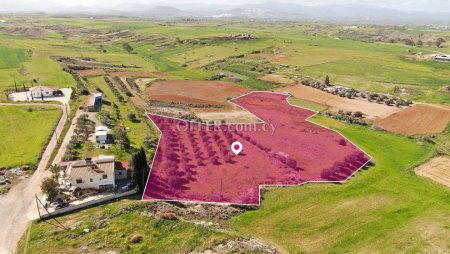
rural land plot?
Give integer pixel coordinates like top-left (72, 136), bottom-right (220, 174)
top-left (0, 105), bottom-right (61, 168)
top-left (143, 92), bottom-right (370, 205)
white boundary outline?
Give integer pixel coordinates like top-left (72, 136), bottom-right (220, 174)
top-left (141, 91), bottom-right (373, 206)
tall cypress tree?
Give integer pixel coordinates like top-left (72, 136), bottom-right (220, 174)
top-left (132, 146), bottom-right (149, 194)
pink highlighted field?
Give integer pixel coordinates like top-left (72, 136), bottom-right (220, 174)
top-left (143, 92), bottom-right (371, 205)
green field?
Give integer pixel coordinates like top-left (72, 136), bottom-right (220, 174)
top-left (17, 114), bottom-right (450, 253)
top-left (0, 105), bottom-right (61, 168)
top-left (0, 17), bottom-right (449, 103)
top-left (2, 16), bottom-right (449, 253)
top-left (0, 45), bottom-right (29, 69)
top-left (288, 97), bottom-right (328, 112)
top-left (18, 199), bottom-right (233, 254)
top-left (231, 115), bottom-right (450, 253)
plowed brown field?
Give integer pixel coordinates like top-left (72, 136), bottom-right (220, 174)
top-left (145, 80), bottom-right (250, 106)
top-left (374, 104), bottom-right (450, 135)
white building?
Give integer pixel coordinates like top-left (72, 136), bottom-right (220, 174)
top-left (95, 126), bottom-right (109, 144)
top-left (30, 86), bottom-right (63, 99)
top-left (63, 156), bottom-right (118, 190)
top-left (85, 93), bottom-right (103, 112)
top-left (434, 54), bottom-right (450, 62)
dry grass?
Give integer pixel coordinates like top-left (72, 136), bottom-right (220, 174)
top-left (415, 156), bottom-right (450, 187)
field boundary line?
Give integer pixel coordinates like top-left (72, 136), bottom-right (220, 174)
top-left (142, 91), bottom-right (373, 206)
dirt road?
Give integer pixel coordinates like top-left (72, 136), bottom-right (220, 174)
top-left (275, 85), bottom-right (402, 120)
top-left (0, 103), bottom-right (71, 254)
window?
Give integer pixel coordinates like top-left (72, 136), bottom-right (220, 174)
top-left (76, 179), bottom-right (82, 184)
top-left (118, 172), bottom-right (122, 176)
top-left (90, 178), bottom-right (93, 182)
top-left (102, 174), bottom-right (107, 179)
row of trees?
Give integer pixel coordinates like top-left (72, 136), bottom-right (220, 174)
top-left (104, 76), bottom-right (125, 102)
top-left (400, 37), bottom-right (446, 48)
top-left (301, 76), bottom-right (412, 107)
top-left (113, 76), bottom-right (134, 97)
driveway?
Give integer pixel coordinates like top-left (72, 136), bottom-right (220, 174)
top-left (8, 88), bottom-right (72, 105)
top-left (0, 103), bottom-right (78, 254)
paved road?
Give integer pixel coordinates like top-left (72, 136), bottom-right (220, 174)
top-left (0, 103), bottom-right (74, 254)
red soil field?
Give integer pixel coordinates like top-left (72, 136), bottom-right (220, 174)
top-left (143, 92), bottom-right (371, 205)
top-left (145, 80), bottom-right (250, 106)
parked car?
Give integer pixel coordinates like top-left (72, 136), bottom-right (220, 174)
top-left (54, 202), bottom-right (69, 210)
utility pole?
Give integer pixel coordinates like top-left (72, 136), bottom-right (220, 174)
top-left (14, 79), bottom-right (18, 92)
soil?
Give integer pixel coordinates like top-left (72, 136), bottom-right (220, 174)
top-left (415, 156), bottom-right (450, 187)
top-left (0, 26), bottom-right (50, 36)
top-left (191, 107), bottom-right (259, 123)
top-left (252, 53), bottom-right (290, 63)
top-left (145, 202), bottom-right (246, 221)
top-left (259, 74), bottom-right (294, 85)
top-left (275, 85), bottom-right (401, 120)
top-left (191, 238), bottom-right (278, 254)
top-left (145, 80), bottom-right (250, 107)
top-left (374, 104), bottom-right (450, 135)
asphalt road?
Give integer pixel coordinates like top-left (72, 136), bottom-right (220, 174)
top-left (0, 103), bottom-right (75, 254)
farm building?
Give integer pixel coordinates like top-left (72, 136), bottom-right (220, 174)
top-left (434, 54), bottom-right (450, 62)
top-left (114, 161), bottom-right (129, 180)
top-left (95, 126), bottom-right (110, 144)
top-left (61, 156), bottom-right (126, 191)
top-left (85, 93), bottom-right (103, 112)
top-left (30, 86), bottom-right (64, 99)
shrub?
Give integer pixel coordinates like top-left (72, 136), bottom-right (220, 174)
top-left (158, 212), bottom-right (178, 220)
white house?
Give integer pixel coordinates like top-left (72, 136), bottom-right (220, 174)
top-left (95, 126), bottom-right (109, 144)
top-left (63, 156), bottom-right (117, 190)
top-left (30, 86), bottom-right (63, 99)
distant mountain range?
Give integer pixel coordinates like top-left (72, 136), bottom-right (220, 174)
top-left (2, 1), bottom-right (450, 25)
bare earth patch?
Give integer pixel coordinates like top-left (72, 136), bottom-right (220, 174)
top-left (259, 74), bottom-right (293, 85)
top-left (145, 80), bottom-right (250, 107)
top-left (415, 156), bottom-right (450, 187)
top-left (252, 53), bottom-right (290, 63)
top-left (191, 107), bottom-right (259, 123)
top-left (275, 85), bottom-right (401, 120)
top-left (374, 104), bottom-right (450, 135)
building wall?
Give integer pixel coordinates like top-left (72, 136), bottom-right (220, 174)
top-left (96, 134), bottom-right (108, 144)
top-left (68, 166), bottom-right (116, 190)
top-left (31, 90), bottom-right (53, 98)
top-left (115, 169), bottom-right (128, 180)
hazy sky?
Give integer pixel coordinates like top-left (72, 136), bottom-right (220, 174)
top-left (1, 0), bottom-right (450, 12)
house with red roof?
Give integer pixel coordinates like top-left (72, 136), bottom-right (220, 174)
top-left (61, 156), bottom-right (128, 191)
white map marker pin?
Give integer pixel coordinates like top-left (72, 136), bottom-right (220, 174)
top-left (231, 141), bottom-right (243, 155)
